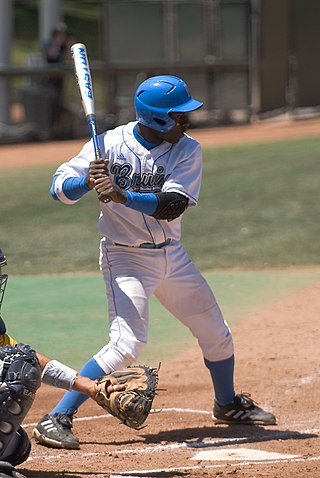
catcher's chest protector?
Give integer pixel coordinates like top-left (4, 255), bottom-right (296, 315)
top-left (0, 343), bottom-right (41, 459)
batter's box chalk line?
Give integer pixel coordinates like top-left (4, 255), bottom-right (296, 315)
top-left (109, 455), bottom-right (320, 476)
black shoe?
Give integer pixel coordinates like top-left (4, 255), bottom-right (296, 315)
top-left (0, 461), bottom-right (26, 478)
top-left (213, 393), bottom-right (277, 425)
top-left (32, 413), bottom-right (80, 449)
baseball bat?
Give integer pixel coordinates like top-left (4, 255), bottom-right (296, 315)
top-left (70, 43), bottom-right (102, 160)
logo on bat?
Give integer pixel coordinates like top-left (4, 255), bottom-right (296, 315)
top-left (77, 47), bottom-right (93, 99)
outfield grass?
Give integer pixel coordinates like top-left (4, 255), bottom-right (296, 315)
top-left (184, 137), bottom-right (320, 270)
top-left (1, 136), bottom-right (319, 275)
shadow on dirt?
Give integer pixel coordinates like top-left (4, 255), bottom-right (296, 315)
top-left (81, 424), bottom-right (317, 447)
top-left (24, 471), bottom-right (187, 478)
top-left (143, 425), bottom-right (317, 447)
top-left (26, 472), bottom-right (190, 478)
top-left (19, 472), bottom-right (82, 478)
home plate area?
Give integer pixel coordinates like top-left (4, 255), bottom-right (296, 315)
top-left (107, 442), bottom-right (320, 478)
top-left (25, 403), bottom-right (320, 477)
top-left (191, 447), bottom-right (298, 461)
top-left (106, 438), bottom-right (320, 477)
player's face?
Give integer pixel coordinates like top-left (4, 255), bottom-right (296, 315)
top-left (158, 112), bottom-right (190, 144)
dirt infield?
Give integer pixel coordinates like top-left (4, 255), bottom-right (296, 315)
top-left (1, 115), bottom-right (320, 170)
top-left (2, 117), bottom-right (319, 477)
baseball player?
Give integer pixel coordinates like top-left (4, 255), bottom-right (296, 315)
top-left (33, 75), bottom-right (276, 449)
top-left (0, 249), bottom-right (125, 478)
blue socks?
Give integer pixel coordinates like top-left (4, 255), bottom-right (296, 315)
top-left (204, 355), bottom-right (235, 406)
top-left (50, 358), bottom-right (105, 416)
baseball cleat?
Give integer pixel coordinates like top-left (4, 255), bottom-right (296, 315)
top-left (0, 461), bottom-right (27, 478)
top-left (213, 393), bottom-right (277, 425)
top-left (32, 413), bottom-right (80, 449)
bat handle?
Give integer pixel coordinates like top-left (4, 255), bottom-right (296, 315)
top-left (87, 116), bottom-right (102, 160)
top-left (87, 115), bottom-right (111, 203)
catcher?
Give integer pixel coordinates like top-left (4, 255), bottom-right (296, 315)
top-left (0, 249), bottom-right (158, 478)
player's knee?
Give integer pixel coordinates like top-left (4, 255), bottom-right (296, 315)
top-left (112, 339), bottom-right (146, 364)
top-left (123, 340), bottom-right (146, 362)
top-left (94, 340), bottom-right (146, 371)
top-left (200, 330), bottom-right (234, 362)
top-left (0, 343), bottom-right (41, 460)
top-left (0, 427), bottom-right (31, 466)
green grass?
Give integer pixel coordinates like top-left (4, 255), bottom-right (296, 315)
top-left (1, 136), bottom-right (319, 275)
top-left (4, 268), bottom-right (320, 369)
top-left (184, 137), bottom-right (320, 269)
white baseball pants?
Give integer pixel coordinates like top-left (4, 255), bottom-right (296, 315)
top-left (93, 238), bottom-right (234, 373)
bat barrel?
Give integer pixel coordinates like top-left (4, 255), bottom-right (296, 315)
top-left (71, 43), bottom-right (96, 117)
top-left (71, 43), bottom-right (102, 160)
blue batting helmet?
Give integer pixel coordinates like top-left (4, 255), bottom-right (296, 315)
top-left (134, 75), bottom-right (203, 132)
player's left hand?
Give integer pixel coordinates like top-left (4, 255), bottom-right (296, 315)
top-left (94, 175), bottom-right (127, 204)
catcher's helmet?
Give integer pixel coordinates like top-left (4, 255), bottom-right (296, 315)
top-left (0, 248), bottom-right (8, 334)
top-left (134, 75), bottom-right (203, 132)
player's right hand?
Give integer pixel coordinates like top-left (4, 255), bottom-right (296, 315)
top-left (87, 159), bottom-right (109, 187)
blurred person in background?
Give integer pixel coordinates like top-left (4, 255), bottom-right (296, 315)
top-left (42, 22), bottom-right (71, 137)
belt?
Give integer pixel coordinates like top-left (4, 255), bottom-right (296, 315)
top-left (114, 239), bottom-right (171, 249)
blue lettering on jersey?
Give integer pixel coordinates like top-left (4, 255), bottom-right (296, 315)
top-left (111, 163), bottom-right (132, 189)
top-left (110, 163), bottom-right (169, 191)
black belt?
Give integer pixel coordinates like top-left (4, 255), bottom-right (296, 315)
top-left (114, 239), bottom-right (171, 249)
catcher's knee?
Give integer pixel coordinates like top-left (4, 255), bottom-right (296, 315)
top-left (0, 343), bottom-right (41, 458)
top-left (0, 427), bottom-right (31, 466)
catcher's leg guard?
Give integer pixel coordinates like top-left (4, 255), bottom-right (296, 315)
top-left (0, 427), bottom-right (31, 466)
top-left (0, 460), bottom-right (27, 478)
top-left (0, 344), bottom-right (41, 460)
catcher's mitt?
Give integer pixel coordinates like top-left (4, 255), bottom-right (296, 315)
top-left (94, 365), bottom-right (158, 429)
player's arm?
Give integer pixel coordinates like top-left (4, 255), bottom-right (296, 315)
top-left (50, 140), bottom-right (106, 203)
top-left (51, 152), bottom-right (188, 219)
top-left (51, 157), bottom-right (116, 202)
top-left (93, 176), bottom-right (189, 220)
top-left (37, 352), bottom-right (124, 398)
top-left (124, 191), bottom-right (189, 220)
top-left (50, 174), bottom-right (92, 201)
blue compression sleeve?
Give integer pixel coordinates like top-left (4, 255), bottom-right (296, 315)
top-left (50, 175), bottom-right (91, 201)
top-left (124, 191), bottom-right (158, 215)
top-left (50, 358), bottom-right (106, 416)
top-left (204, 355), bottom-right (235, 406)
top-left (50, 176), bottom-right (59, 200)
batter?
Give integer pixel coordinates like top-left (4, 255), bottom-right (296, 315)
top-left (34, 75), bottom-right (276, 449)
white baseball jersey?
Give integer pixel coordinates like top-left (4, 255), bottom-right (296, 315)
top-left (53, 121), bottom-right (202, 246)
top-left (52, 120), bottom-right (233, 373)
